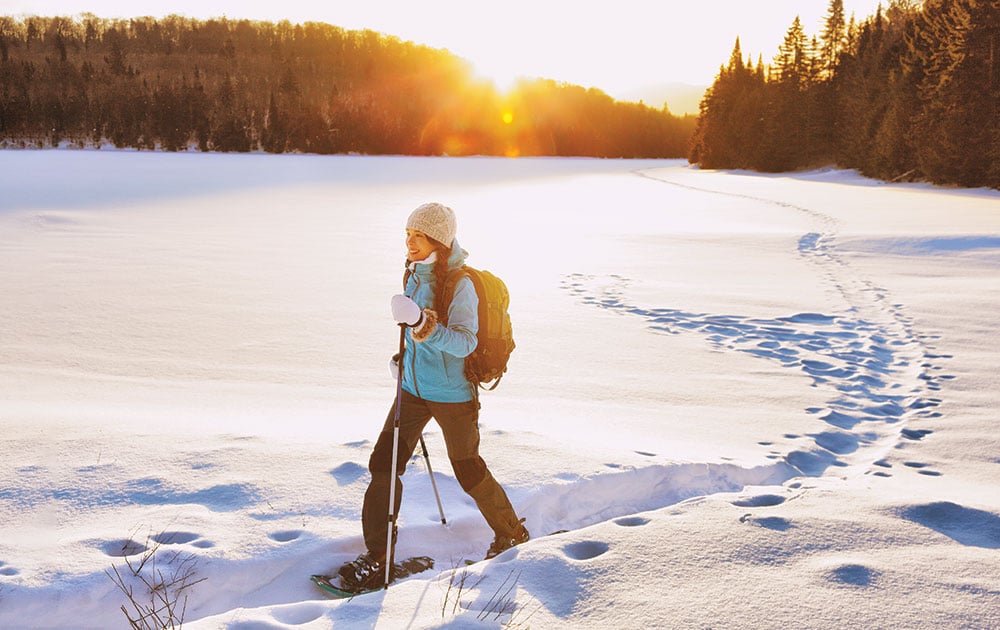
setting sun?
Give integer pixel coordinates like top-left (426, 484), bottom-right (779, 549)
top-left (8, 0), bottom-right (887, 109)
top-left (502, 111), bottom-right (514, 125)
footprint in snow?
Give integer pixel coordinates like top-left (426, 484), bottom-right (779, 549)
top-left (100, 539), bottom-right (149, 557)
top-left (563, 541), bottom-right (609, 561)
top-left (151, 531), bottom-right (215, 548)
top-left (739, 514), bottom-right (793, 531)
top-left (614, 516), bottom-right (650, 527)
top-left (731, 494), bottom-right (786, 508)
top-left (825, 563), bottom-right (880, 588)
top-left (564, 272), bottom-right (950, 480)
top-left (100, 531), bottom-right (214, 559)
top-left (902, 461), bottom-right (943, 476)
top-left (901, 428), bottom-right (933, 441)
top-left (0, 561), bottom-right (19, 576)
top-left (271, 604), bottom-right (325, 626)
top-left (810, 431), bottom-right (860, 455)
top-left (151, 531), bottom-right (201, 545)
top-left (871, 459), bottom-right (893, 478)
top-left (269, 530), bottom-right (304, 543)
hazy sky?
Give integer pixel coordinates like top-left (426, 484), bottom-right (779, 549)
top-left (8, 1), bottom-right (886, 98)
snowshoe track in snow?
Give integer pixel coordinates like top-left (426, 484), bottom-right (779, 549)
top-left (563, 170), bottom-right (954, 481)
top-left (561, 269), bottom-right (948, 479)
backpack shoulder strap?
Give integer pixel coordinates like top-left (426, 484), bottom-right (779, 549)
top-left (440, 266), bottom-right (472, 326)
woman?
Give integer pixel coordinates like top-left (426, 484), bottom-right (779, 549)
top-left (337, 202), bottom-right (528, 593)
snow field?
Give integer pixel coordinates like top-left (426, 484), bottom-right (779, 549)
top-left (0, 152), bottom-right (998, 628)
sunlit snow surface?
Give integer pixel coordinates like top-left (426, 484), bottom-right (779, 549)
top-left (0, 151), bottom-right (998, 628)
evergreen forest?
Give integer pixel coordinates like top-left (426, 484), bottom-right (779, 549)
top-left (690, 0), bottom-right (999, 189)
top-left (0, 14), bottom-right (695, 158)
top-left (2, 3), bottom-right (996, 190)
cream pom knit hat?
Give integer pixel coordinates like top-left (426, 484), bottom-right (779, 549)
top-left (407, 202), bottom-right (457, 248)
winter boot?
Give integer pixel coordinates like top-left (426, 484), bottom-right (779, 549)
top-left (485, 517), bottom-right (530, 559)
top-left (337, 552), bottom-right (386, 593)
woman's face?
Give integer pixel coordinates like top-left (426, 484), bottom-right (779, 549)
top-left (406, 229), bottom-right (437, 262)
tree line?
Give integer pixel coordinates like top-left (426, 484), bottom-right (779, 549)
top-left (690, 0), bottom-right (999, 189)
top-left (0, 14), bottom-right (696, 157)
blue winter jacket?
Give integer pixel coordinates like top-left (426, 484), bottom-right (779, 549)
top-left (402, 239), bottom-right (479, 403)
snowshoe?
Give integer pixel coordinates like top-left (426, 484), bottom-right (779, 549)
top-left (312, 555), bottom-right (435, 598)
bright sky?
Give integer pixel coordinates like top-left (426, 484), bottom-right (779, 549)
top-left (9, 0), bottom-right (886, 97)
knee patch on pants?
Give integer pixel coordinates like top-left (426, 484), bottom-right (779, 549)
top-left (369, 431), bottom-right (411, 476)
top-left (452, 456), bottom-right (487, 492)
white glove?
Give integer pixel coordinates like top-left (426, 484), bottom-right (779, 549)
top-left (388, 353), bottom-right (401, 381)
top-left (391, 294), bottom-right (424, 327)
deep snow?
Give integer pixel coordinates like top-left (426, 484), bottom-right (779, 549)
top-left (0, 151), bottom-right (998, 628)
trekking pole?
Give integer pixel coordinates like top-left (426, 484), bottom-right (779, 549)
top-left (384, 323), bottom-right (406, 589)
top-left (419, 435), bottom-right (447, 525)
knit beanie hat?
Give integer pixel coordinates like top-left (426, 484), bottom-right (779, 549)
top-left (407, 202), bottom-right (457, 248)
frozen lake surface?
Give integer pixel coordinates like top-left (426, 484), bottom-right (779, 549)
top-left (0, 151), bottom-right (998, 628)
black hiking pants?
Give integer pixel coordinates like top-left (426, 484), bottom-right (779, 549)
top-left (361, 389), bottom-right (521, 562)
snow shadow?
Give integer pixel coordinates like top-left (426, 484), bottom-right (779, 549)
top-left (113, 478), bottom-right (260, 512)
top-left (705, 166), bottom-right (1000, 200)
top-left (839, 236), bottom-right (1000, 258)
top-left (518, 460), bottom-right (794, 540)
top-left (8, 477), bottom-right (262, 513)
top-left (0, 151), bottom-right (326, 212)
top-left (0, 152), bottom-right (648, 213)
top-left (330, 461), bottom-right (368, 486)
top-left (432, 555), bottom-right (588, 623)
top-left (897, 502), bottom-right (1000, 549)
top-left (563, 270), bottom-right (948, 478)
top-left (497, 555), bottom-right (590, 618)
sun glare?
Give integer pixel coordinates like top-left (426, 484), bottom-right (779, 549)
top-left (502, 111), bottom-right (514, 125)
top-left (470, 56), bottom-right (526, 95)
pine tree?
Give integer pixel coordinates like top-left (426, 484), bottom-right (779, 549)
top-left (908, 0), bottom-right (999, 187)
top-left (729, 36), bottom-right (745, 73)
top-left (820, 0), bottom-right (848, 77)
top-left (689, 38), bottom-right (768, 169)
top-left (765, 17), bottom-right (817, 170)
top-left (773, 16), bottom-right (809, 89)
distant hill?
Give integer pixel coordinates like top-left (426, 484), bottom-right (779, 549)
top-left (619, 82), bottom-right (707, 116)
